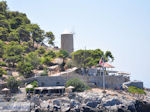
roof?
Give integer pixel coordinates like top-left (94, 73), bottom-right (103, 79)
top-left (67, 86), bottom-right (75, 89)
top-left (117, 71), bottom-right (130, 75)
top-left (26, 84), bottom-right (33, 89)
top-left (96, 62), bottom-right (115, 68)
top-left (103, 62), bottom-right (115, 68)
top-left (2, 88), bottom-right (10, 91)
top-left (61, 29), bottom-right (73, 34)
top-left (34, 86), bottom-right (65, 90)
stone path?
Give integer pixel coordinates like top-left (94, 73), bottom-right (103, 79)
top-left (13, 88), bottom-right (26, 101)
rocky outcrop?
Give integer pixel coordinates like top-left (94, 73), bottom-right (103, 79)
top-left (35, 89), bottom-right (150, 112)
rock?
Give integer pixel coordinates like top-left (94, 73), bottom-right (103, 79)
top-left (103, 98), bottom-right (122, 106)
top-left (70, 100), bottom-right (80, 108)
top-left (86, 101), bottom-right (100, 108)
top-left (118, 108), bottom-right (130, 112)
top-left (122, 81), bottom-right (143, 89)
top-left (53, 100), bottom-right (61, 106)
top-left (81, 106), bottom-right (98, 112)
top-left (53, 105), bottom-right (61, 111)
top-left (135, 100), bottom-right (150, 112)
top-left (127, 104), bottom-right (136, 112)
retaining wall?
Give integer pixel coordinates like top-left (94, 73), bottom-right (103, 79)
top-left (24, 70), bottom-right (129, 89)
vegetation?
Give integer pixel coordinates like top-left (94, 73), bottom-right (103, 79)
top-left (0, 67), bottom-right (7, 77)
top-left (128, 86), bottom-right (146, 95)
top-left (0, 61), bottom-right (6, 66)
top-left (0, 1), bottom-right (56, 75)
top-left (6, 76), bottom-right (20, 93)
top-left (30, 81), bottom-right (38, 88)
top-left (41, 68), bottom-right (48, 76)
top-left (66, 78), bottom-right (90, 92)
top-left (17, 61), bottom-right (34, 78)
top-left (72, 49), bottom-right (114, 68)
top-left (0, 1), bottom-right (115, 84)
top-left (26, 81), bottom-right (38, 92)
top-left (57, 50), bottom-right (69, 71)
top-left (45, 32), bottom-right (55, 46)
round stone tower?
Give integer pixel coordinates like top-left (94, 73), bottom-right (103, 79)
top-left (61, 30), bottom-right (74, 54)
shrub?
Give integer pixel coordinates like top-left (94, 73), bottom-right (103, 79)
top-left (17, 61), bottom-right (34, 78)
top-left (26, 88), bottom-right (34, 93)
top-left (0, 68), bottom-right (7, 77)
top-left (41, 68), bottom-right (48, 76)
top-left (26, 81), bottom-right (38, 93)
top-left (66, 78), bottom-right (90, 92)
top-left (128, 86), bottom-right (146, 95)
top-left (44, 51), bottom-right (56, 58)
top-left (37, 47), bottom-right (46, 54)
top-left (6, 76), bottom-right (20, 93)
top-left (41, 56), bottom-right (53, 66)
top-left (0, 61), bottom-right (6, 66)
top-left (30, 81), bottom-right (38, 88)
top-left (65, 60), bottom-right (75, 69)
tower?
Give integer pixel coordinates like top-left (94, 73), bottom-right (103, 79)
top-left (61, 30), bottom-right (74, 54)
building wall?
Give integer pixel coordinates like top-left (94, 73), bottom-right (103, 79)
top-left (61, 34), bottom-right (74, 54)
top-left (24, 71), bottom-right (129, 89)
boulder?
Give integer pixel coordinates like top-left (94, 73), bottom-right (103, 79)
top-left (103, 98), bottom-right (122, 106)
top-left (122, 81), bottom-right (143, 89)
top-left (135, 100), bottom-right (150, 112)
top-left (86, 101), bottom-right (100, 108)
top-left (81, 106), bottom-right (98, 112)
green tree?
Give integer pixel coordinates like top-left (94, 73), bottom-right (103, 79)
top-left (57, 50), bottom-right (69, 59)
top-left (6, 76), bottom-right (20, 93)
top-left (16, 25), bottom-right (30, 43)
top-left (0, 14), bottom-right (5, 20)
top-left (45, 32), bottom-right (55, 46)
top-left (17, 61), bottom-right (34, 78)
top-left (44, 50), bottom-right (56, 58)
top-left (27, 24), bottom-right (44, 46)
top-left (36, 46), bottom-right (46, 55)
top-left (41, 56), bottom-right (53, 66)
top-left (0, 40), bottom-right (5, 57)
top-left (0, 67), bottom-right (7, 77)
top-left (7, 31), bottom-right (19, 41)
top-left (0, 27), bottom-right (8, 41)
top-left (66, 78), bottom-right (90, 92)
top-left (104, 51), bottom-right (114, 62)
top-left (3, 41), bottom-right (24, 67)
top-left (24, 52), bottom-right (40, 68)
top-left (57, 50), bottom-right (69, 71)
top-left (0, 1), bottom-right (7, 15)
top-left (72, 49), bottom-right (114, 68)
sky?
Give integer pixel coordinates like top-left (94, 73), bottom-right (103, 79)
top-left (3, 0), bottom-right (150, 87)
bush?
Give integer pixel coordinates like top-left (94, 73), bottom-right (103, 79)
top-left (65, 60), bottom-right (75, 69)
top-left (0, 68), bottom-right (7, 77)
top-left (66, 78), bottom-right (90, 92)
top-left (26, 88), bottom-right (34, 93)
top-left (44, 51), bottom-right (56, 58)
top-left (6, 76), bottom-right (20, 93)
top-left (17, 61), bottom-right (34, 78)
top-left (37, 47), bottom-right (46, 54)
top-left (30, 81), bottom-right (38, 88)
top-left (41, 56), bottom-right (53, 66)
top-left (26, 81), bottom-right (38, 93)
top-left (41, 68), bottom-right (48, 76)
top-left (128, 86), bottom-right (146, 95)
top-left (0, 61), bottom-right (6, 66)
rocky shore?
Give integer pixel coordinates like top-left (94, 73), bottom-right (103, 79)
top-left (33, 88), bottom-right (150, 112)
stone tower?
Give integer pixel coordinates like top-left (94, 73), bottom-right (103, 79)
top-left (61, 30), bottom-right (74, 54)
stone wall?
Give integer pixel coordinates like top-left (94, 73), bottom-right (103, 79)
top-left (24, 71), bottom-right (129, 89)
